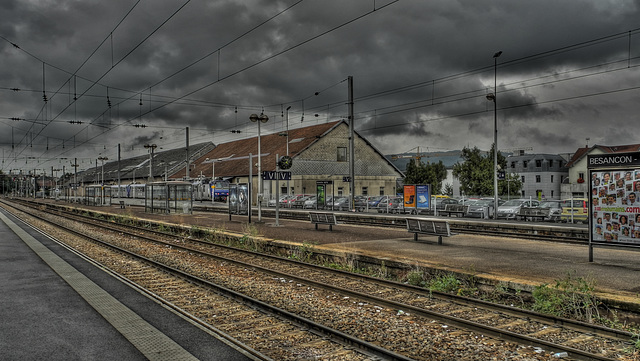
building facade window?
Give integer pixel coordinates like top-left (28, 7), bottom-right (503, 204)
top-left (536, 175), bottom-right (541, 183)
top-left (337, 147), bottom-right (347, 162)
top-left (337, 187), bottom-right (343, 196)
top-left (523, 160), bottom-right (528, 168)
top-left (511, 161), bottom-right (516, 168)
top-left (379, 187), bottom-right (385, 195)
top-left (536, 159), bottom-right (542, 167)
top-left (578, 172), bottom-right (585, 180)
top-left (551, 190), bottom-right (554, 198)
top-left (362, 186), bottom-right (368, 196)
top-left (551, 175), bottom-right (554, 183)
top-left (521, 176), bottom-right (525, 183)
top-left (549, 160), bottom-right (554, 167)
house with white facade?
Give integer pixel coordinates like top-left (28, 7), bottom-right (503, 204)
top-left (561, 143), bottom-right (640, 199)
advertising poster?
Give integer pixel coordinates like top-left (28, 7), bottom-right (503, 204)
top-left (591, 169), bottom-right (640, 245)
top-left (416, 184), bottom-right (431, 210)
top-left (316, 185), bottom-right (326, 208)
top-left (237, 184), bottom-right (248, 214)
top-left (403, 185), bottom-right (416, 208)
top-left (228, 183), bottom-right (249, 215)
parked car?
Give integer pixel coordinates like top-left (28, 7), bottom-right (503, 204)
top-left (281, 194), bottom-right (307, 208)
top-left (496, 199), bottom-right (540, 220)
top-left (367, 195), bottom-right (387, 208)
top-left (332, 197), bottom-right (351, 211)
top-left (376, 196), bottom-right (404, 213)
top-left (538, 200), bottom-right (563, 222)
top-left (268, 195), bottom-right (291, 207)
top-left (291, 194), bottom-right (314, 208)
top-left (466, 198), bottom-right (503, 219)
top-left (354, 195), bottom-right (370, 212)
top-left (435, 197), bottom-right (459, 211)
top-left (560, 198), bottom-right (588, 223)
top-left (303, 196), bottom-right (317, 209)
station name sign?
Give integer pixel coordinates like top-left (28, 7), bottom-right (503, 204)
top-left (587, 152), bottom-right (640, 169)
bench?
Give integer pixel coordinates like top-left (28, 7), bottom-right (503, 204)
top-left (406, 218), bottom-right (452, 245)
top-left (518, 207), bottom-right (549, 221)
top-left (440, 204), bottom-right (469, 217)
top-left (309, 212), bottom-right (338, 231)
top-left (119, 200), bottom-right (126, 209)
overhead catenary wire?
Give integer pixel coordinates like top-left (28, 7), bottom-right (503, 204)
top-left (1, 7), bottom-right (639, 172)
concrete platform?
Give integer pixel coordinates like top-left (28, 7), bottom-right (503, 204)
top-left (0, 208), bottom-right (256, 361)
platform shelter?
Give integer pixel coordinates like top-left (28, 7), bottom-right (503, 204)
top-left (84, 185), bottom-right (112, 206)
top-left (144, 181), bottom-right (193, 214)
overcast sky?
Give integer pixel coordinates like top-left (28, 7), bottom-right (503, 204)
top-left (2, 0), bottom-right (640, 174)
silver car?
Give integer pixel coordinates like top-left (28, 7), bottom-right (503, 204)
top-left (538, 200), bottom-right (562, 222)
top-left (466, 199), bottom-right (501, 219)
top-left (497, 199), bottom-right (539, 219)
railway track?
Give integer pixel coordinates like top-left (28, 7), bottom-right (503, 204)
top-left (3, 201), bottom-right (405, 360)
top-left (4, 199), bottom-right (636, 360)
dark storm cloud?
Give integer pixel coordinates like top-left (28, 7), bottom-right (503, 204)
top-left (2, 0), bottom-right (640, 173)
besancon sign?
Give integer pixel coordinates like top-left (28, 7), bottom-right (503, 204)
top-left (587, 152), bottom-right (640, 169)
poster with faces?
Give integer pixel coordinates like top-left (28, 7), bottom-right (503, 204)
top-left (592, 170), bottom-right (640, 245)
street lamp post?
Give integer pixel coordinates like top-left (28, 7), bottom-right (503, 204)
top-left (285, 106), bottom-right (291, 195)
top-left (206, 157), bottom-right (216, 202)
top-left (98, 156), bottom-right (108, 205)
top-left (487, 50), bottom-right (502, 219)
top-left (250, 113), bottom-right (269, 222)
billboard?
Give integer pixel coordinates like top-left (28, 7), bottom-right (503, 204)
top-left (590, 169), bottom-right (640, 246)
top-left (416, 185), bottom-right (430, 210)
top-left (403, 185), bottom-right (416, 208)
top-left (229, 183), bottom-right (249, 215)
top-left (588, 152), bottom-right (640, 252)
top-left (403, 184), bottom-right (430, 211)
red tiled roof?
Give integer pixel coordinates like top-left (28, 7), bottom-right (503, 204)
top-left (171, 121), bottom-right (341, 179)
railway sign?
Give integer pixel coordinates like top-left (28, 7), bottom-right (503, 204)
top-left (262, 171), bottom-right (291, 181)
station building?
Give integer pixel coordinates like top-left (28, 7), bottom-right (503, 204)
top-left (172, 120), bottom-right (404, 203)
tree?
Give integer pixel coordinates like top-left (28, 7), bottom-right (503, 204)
top-left (443, 183), bottom-right (453, 197)
top-left (403, 159), bottom-right (448, 194)
top-left (452, 145), bottom-right (521, 197)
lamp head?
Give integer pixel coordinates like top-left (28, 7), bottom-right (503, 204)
top-left (259, 114), bottom-right (269, 123)
top-left (493, 51), bottom-right (502, 58)
top-left (486, 93), bottom-right (496, 101)
top-left (249, 114), bottom-right (259, 123)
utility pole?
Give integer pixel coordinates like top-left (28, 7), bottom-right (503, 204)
top-left (117, 144), bottom-right (121, 198)
top-left (185, 127), bottom-right (190, 180)
top-left (348, 75), bottom-right (355, 211)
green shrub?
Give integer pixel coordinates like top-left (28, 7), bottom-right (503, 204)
top-left (532, 272), bottom-right (600, 322)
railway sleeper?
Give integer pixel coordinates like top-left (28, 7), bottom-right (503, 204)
top-left (527, 326), bottom-right (562, 337)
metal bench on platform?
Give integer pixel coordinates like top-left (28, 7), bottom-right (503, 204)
top-left (406, 218), bottom-right (452, 245)
top-left (309, 212), bottom-right (338, 231)
top-left (518, 207), bottom-right (549, 221)
top-left (440, 204), bottom-right (469, 217)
